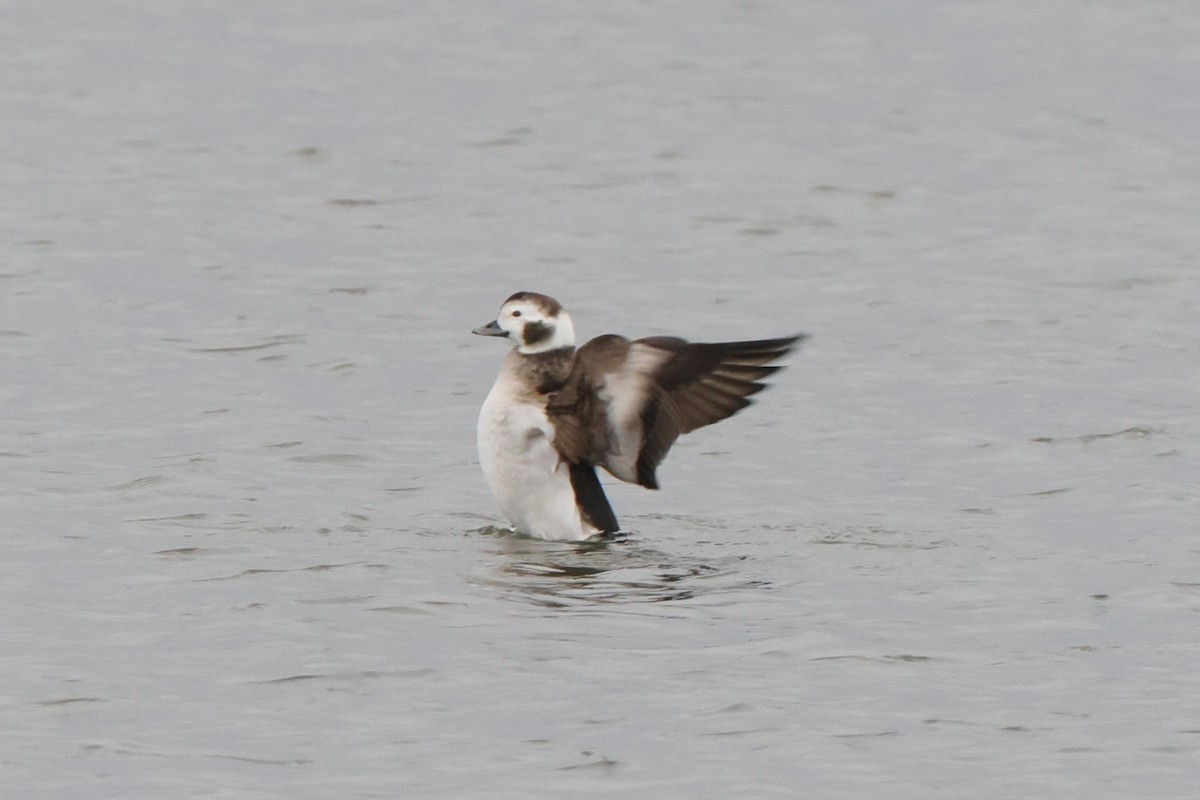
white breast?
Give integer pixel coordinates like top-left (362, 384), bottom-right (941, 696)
top-left (476, 370), bottom-right (597, 541)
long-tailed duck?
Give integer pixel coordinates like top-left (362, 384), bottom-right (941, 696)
top-left (474, 291), bottom-right (804, 541)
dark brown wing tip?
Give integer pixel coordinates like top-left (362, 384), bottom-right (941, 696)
top-left (568, 463), bottom-right (620, 532)
top-left (730, 333), bottom-right (809, 357)
top-left (635, 463), bottom-right (659, 490)
top-left (785, 333), bottom-right (810, 350)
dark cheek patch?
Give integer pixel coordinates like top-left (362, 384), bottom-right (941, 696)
top-left (522, 321), bottom-right (553, 347)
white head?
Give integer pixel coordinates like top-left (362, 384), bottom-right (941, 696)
top-left (472, 292), bottom-right (576, 354)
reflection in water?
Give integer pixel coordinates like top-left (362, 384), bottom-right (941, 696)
top-left (471, 525), bottom-right (768, 608)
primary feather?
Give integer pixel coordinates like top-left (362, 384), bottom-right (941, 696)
top-left (547, 334), bottom-right (803, 489)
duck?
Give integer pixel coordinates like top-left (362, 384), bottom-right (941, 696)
top-left (474, 291), bottom-right (803, 541)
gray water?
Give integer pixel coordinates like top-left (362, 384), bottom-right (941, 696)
top-left (3, 1), bottom-right (1199, 797)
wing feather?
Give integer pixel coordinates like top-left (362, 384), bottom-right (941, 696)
top-left (546, 332), bottom-right (805, 490)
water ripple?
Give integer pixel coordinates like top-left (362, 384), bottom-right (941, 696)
top-left (471, 528), bottom-right (768, 608)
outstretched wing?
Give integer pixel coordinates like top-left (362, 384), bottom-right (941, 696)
top-left (547, 333), bottom-right (804, 489)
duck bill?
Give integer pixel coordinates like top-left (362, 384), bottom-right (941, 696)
top-left (472, 319), bottom-right (508, 337)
